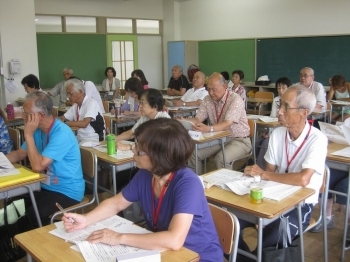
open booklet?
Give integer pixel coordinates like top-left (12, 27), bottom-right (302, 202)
top-left (50, 215), bottom-right (160, 262)
top-left (0, 152), bottom-right (20, 177)
top-left (319, 122), bottom-right (350, 145)
top-left (247, 115), bottom-right (278, 122)
top-left (203, 169), bottom-right (301, 201)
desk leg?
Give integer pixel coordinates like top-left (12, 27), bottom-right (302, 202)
top-left (341, 169), bottom-right (350, 262)
top-left (24, 185), bottom-right (42, 227)
top-left (26, 253), bottom-right (33, 262)
top-left (257, 218), bottom-right (263, 262)
top-left (195, 145), bottom-right (198, 175)
top-left (110, 165), bottom-right (117, 195)
top-left (297, 203), bottom-right (304, 262)
top-left (220, 139), bottom-right (226, 168)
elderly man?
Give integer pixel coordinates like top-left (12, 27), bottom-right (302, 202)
top-left (167, 65), bottom-right (191, 96)
top-left (48, 68), bottom-right (73, 106)
top-left (240, 86), bottom-right (327, 250)
top-left (6, 91), bottom-right (84, 227)
top-left (186, 72), bottom-right (251, 174)
top-left (169, 71), bottom-right (208, 107)
top-left (60, 79), bottom-right (105, 144)
top-left (294, 67), bottom-right (326, 109)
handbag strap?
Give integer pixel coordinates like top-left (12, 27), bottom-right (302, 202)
top-left (3, 197), bottom-right (21, 225)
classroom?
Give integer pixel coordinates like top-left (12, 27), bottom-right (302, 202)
top-left (1, 0), bottom-right (350, 261)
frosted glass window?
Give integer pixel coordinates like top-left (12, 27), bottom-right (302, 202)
top-left (66, 17), bottom-right (96, 33)
top-left (112, 41), bottom-right (135, 89)
top-left (136, 20), bottom-right (159, 34)
top-left (35, 15), bottom-right (62, 32)
top-left (107, 19), bottom-right (132, 33)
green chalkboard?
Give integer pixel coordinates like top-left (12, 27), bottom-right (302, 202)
top-left (198, 39), bottom-right (255, 82)
top-left (257, 36), bottom-right (350, 85)
top-left (37, 34), bottom-right (107, 89)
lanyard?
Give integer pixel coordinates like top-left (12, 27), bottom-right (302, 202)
top-left (151, 172), bottom-right (175, 231)
top-left (214, 91), bottom-right (229, 123)
top-left (284, 123), bottom-right (312, 173)
top-left (76, 105), bottom-right (80, 121)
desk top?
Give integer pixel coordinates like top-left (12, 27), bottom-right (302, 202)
top-left (329, 100), bottom-right (350, 106)
top-left (255, 120), bottom-right (280, 128)
top-left (327, 142), bottom-right (350, 163)
top-left (203, 172), bottom-right (314, 219)
top-left (247, 97), bottom-right (273, 103)
top-left (15, 224), bottom-right (200, 262)
top-left (194, 131), bottom-right (231, 144)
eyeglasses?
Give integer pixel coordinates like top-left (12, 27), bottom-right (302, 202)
top-left (66, 91), bottom-right (76, 96)
top-left (132, 142), bottom-right (148, 156)
top-left (21, 107), bottom-right (32, 116)
top-left (299, 74), bottom-right (313, 78)
top-left (276, 102), bottom-right (305, 112)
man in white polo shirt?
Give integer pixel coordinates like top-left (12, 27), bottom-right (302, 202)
top-left (59, 79), bottom-right (105, 144)
top-left (241, 86), bottom-right (327, 250)
top-left (168, 71), bottom-right (208, 107)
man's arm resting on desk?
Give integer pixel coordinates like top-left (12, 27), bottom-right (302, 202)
top-left (190, 118), bottom-right (232, 133)
top-left (173, 99), bottom-right (201, 107)
top-left (24, 135), bottom-right (53, 172)
top-left (59, 116), bottom-right (92, 128)
top-left (167, 88), bottom-right (186, 96)
top-left (116, 129), bottom-right (134, 142)
top-left (245, 163), bottom-right (315, 187)
top-left (6, 148), bottom-right (27, 163)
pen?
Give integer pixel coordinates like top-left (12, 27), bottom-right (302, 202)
top-left (56, 202), bottom-right (76, 224)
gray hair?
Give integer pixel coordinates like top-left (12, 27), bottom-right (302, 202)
top-left (209, 72), bottom-right (226, 85)
top-left (300, 67), bottom-right (314, 75)
top-left (63, 67), bottom-right (73, 74)
top-left (292, 85), bottom-right (316, 114)
top-left (25, 91), bottom-right (53, 116)
top-left (172, 65), bottom-right (183, 72)
top-left (64, 79), bottom-right (85, 94)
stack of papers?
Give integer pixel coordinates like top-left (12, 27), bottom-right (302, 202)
top-left (0, 152), bottom-right (20, 177)
top-left (50, 215), bottom-right (160, 262)
top-left (319, 122), bottom-right (350, 145)
top-left (94, 145), bottom-right (134, 160)
top-left (203, 169), bottom-right (301, 201)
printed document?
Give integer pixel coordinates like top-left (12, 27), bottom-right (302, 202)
top-left (0, 152), bottom-right (20, 176)
top-left (319, 122), bottom-right (350, 145)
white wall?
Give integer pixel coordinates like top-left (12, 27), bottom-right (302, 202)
top-left (34, 0), bottom-right (163, 19)
top-left (176, 0), bottom-right (350, 40)
top-left (0, 0), bottom-right (39, 107)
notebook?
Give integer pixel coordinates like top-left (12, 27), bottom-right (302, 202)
top-left (0, 167), bottom-right (40, 187)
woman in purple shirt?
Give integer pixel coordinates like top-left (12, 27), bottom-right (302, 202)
top-left (63, 118), bottom-right (222, 261)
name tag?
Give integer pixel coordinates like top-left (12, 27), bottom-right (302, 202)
top-left (189, 130), bottom-right (203, 140)
top-left (108, 91), bottom-right (114, 96)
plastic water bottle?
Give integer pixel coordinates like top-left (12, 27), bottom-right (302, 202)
top-left (106, 134), bottom-right (116, 155)
top-left (5, 102), bottom-right (15, 120)
top-left (115, 101), bottom-right (121, 117)
top-left (250, 176), bottom-right (263, 204)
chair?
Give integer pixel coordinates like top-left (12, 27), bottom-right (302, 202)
top-left (228, 119), bottom-right (257, 170)
top-left (247, 91), bottom-right (274, 115)
top-left (103, 100), bottom-right (109, 113)
top-left (50, 147), bottom-right (99, 224)
top-left (304, 165), bottom-right (330, 261)
top-left (209, 203), bottom-right (240, 262)
top-left (8, 127), bottom-right (21, 150)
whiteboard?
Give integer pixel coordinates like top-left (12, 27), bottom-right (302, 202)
top-left (137, 35), bottom-right (163, 89)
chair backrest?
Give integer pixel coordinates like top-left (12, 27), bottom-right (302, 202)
top-left (209, 203), bottom-right (240, 262)
top-left (103, 100), bottom-right (109, 113)
top-left (326, 101), bottom-right (332, 123)
top-left (247, 119), bottom-right (257, 164)
top-left (255, 91), bottom-right (274, 100)
top-left (120, 89), bottom-right (126, 97)
top-left (8, 127), bottom-right (21, 150)
top-left (80, 147), bottom-right (97, 180)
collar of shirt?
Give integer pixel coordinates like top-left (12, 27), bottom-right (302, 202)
top-left (211, 90), bottom-right (230, 105)
top-left (192, 86), bottom-right (206, 92)
top-left (286, 121), bottom-right (311, 146)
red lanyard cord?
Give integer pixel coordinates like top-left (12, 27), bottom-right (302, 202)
top-left (284, 123), bottom-right (312, 173)
top-left (151, 172), bottom-right (175, 231)
top-left (214, 91), bottom-right (229, 123)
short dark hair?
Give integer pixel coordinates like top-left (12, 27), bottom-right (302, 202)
top-left (331, 75), bottom-right (345, 87)
top-left (105, 67), bottom-right (116, 77)
top-left (21, 74), bottom-right (40, 89)
top-left (132, 69), bottom-right (148, 85)
top-left (220, 71), bottom-right (229, 81)
top-left (139, 88), bottom-right (164, 111)
top-left (232, 70), bottom-right (244, 80)
top-left (125, 77), bottom-right (144, 97)
top-left (134, 118), bottom-right (194, 177)
top-left (275, 77), bottom-right (292, 89)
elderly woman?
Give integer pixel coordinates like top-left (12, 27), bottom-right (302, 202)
top-left (63, 118), bottom-right (222, 261)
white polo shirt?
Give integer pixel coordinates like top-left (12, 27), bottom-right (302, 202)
top-left (181, 87), bottom-right (208, 102)
top-left (294, 81), bottom-right (326, 109)
top-left (264, 122), bottom-right (327, 204)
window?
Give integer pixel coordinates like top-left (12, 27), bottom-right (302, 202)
top-left (66, 16), bottom-right (96, 33)
top-left (35, 15), bottom-right (62, 32)
top-left (107, 19), bottom-right (133, 33)
top-left (112, 41), bottom-right (134, 88)
top-left (136, 20), bottom-right (160, 34)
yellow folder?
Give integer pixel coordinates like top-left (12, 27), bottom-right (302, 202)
top-left (0, 167), bottom-right (40, 188)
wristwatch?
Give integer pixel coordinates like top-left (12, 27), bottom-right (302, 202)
top-left (183, 102), bottom-right (186, 106)
top-left (210, 126), bottom-right (214, 132)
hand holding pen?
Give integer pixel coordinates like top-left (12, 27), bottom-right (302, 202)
top-left (57, 203), bottom-right (88, 232)
top-left (56, 202), bottom-right (76, 224)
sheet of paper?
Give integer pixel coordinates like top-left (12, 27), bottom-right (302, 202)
top-left (258, 116), bottom-right (278, 122)
top-left (319, 122), bottom-right (350, 145)
top-left (5, 80), bottom-right (17, 93)
top-left (94, 145), bottom-right (133, 159)
top-left (0, 152), bottom-right (20, 177)
top-left (162, 95), bottom-right (182, 100)
top-left (331, 147), bottom-right (350, 158)
top-left (330, 100), bottom-right (350, 105)
top-left (203, 169), bottom-right (244, 190)
top-left (247, 115), bottom-right (263, 120)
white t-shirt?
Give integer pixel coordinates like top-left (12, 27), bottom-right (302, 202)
top-left (270, 96), bottom-right (280, 118)
top-left (84, 81), bottom-right (105, 113)
top-left (294, 81), bottom-right (326, 109)
top-left (181, 87), bottom-right (208, 102)
top-left (264, 122), bottom-right (327, 204)
top-left (132, 111), bottom-right (171, 133)
top-left (64, 96), bottom-right (105, 143)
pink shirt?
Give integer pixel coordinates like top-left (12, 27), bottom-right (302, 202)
top-left (231, 85), bottom-right (246, 102)
top-left (196, 90), bottom-right (250, 138)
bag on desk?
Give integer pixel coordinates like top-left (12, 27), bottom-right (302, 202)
top-left (0, 198), bottom-right (33, 262)
top-left (262, 216), bottom-right (301, 262)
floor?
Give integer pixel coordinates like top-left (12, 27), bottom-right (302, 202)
top-left (16, 159), bottom-right (350, 262)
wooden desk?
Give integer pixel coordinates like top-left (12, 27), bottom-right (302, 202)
top-left (194, 131), bottom-right (231, 175)
top-left (15, 223), bottom-right (200, 262)
top-left (110, 115), bottom-right (140, 135)
top-left (163, 95), bottom-right (182, 100)
top-left (5, 117), bottom-right (24, 128)
top-left (310, 108), bottom-right (331, 123)
top-left (0, 164), bottom-right (46, 227)
top-left (203, 170), bottom-right (314, 262)
top-left (329, 101), bottom-right (350, 122)
top-left (83, 143), bottom-right (134, 195)
top-left (326, 142), bottom-right (350, 262)
top-left (167, 107), bottom-right (198, 118)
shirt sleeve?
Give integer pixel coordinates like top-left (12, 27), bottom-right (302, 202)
top-left (64, 105), bottom-right (76, 121)
top-left (101, 79), bottom-right (107, 91)
top-left (167, 78), bottom-right (173, 88)
top-left (50, 82), bottom-right (61, 96)
top-left (224, 94), bottom-right (245, 123)
top-left (131, 117), bottom-right (145, 133)
top-left (270, 97), bottom-right (279, 118)
top-left (83, 99), bottom-right (100, 121)
top-left (182, 76), bottom-right (191, 90)
top-left (195, 100), bottom-right (209, 122)
top-left (115, 78), bottom-right (121, 88)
